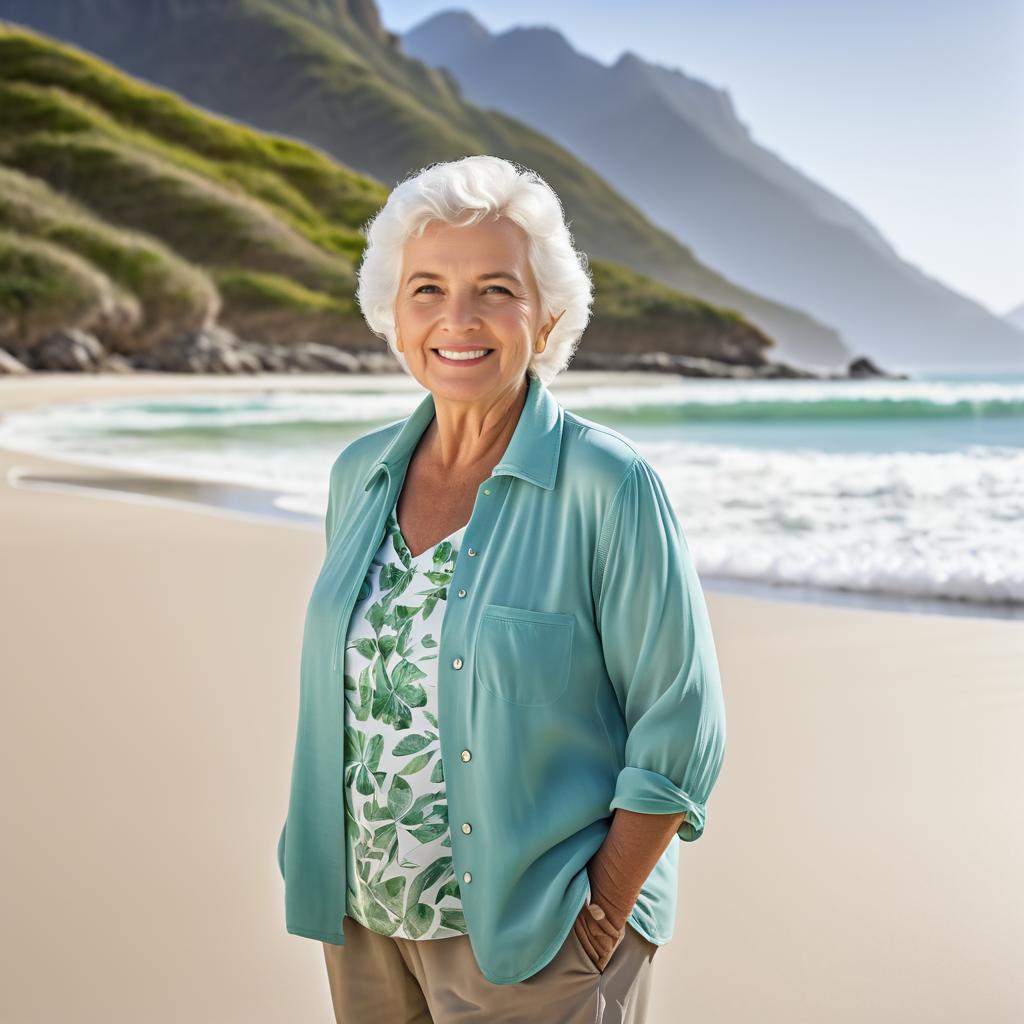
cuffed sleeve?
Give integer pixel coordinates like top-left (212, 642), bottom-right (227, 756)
top-left (594, 455), bottom-right (726, 842)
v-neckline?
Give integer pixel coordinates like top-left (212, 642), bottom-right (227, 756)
top-left (389, 505), bottom-right (467, 561)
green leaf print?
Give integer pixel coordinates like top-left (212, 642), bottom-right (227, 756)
top-left (366, 601), bottom-right (387, 632)
top-left (386, 774), bottom-right (414, 820)
top-left (379, 563), bottom-right (406, 591)
top-left (407, 855), bottom-right (453, 910)
top-left (374, 876), bottom-right (407, 918)
top-left (396, 752), bottom-right (432, 776)
top-left (345, 728), bottom-right (385, 797)
top-left (439, 909), bottom-right (466, 931)
top-left (362, 892), bottom-right (400, 935)
top-left (390, 528), bottom-right (413, 570)
top-left (437, 879), bottom-right (461, 900)
top-left (405, 790), bottom-right (444, 823)
top-left (371, 666), bottom-right (427, 730)
top-left (344, 669), bottom-right (373, 721)
top-left (393, 572), bottom-right (420, 603)
top-left (364, 799), bottom-right (393, 822)
top-left (402, 903), bottom-right (435, 938)
top-left (391, 733), bottom-right (432, 756)
top-left (408, 821), bottom-right (448, 843)
top-left (355, 852), bottom-right (375, 883)
top-left (395, 619), bottom-right (414, 657)
top-left (371, 822), bottom-right (398, 878)
top-left (343, 505), bottom-right (468, 941)
top-left (344, 806), bottom-right (360, 843)
top-left (351, 636), bottom-right (378, 660)
top-left (392, 658), bottom-right (428, 688)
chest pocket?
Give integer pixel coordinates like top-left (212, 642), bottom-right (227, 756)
top-left (473, 603), bottom-right (575, 706)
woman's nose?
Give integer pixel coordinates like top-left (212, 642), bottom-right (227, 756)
top-left (441, 291), bottom-right (485, 331)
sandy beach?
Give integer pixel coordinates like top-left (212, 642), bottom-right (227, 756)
top-left (1, 374), bottom-right (1022, 1024)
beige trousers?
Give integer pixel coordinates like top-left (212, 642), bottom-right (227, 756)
top-left (322, 915), bottom-right (659, 1023)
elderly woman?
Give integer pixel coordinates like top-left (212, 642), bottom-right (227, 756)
top-left (278, 155), bottom-right (726, 1023)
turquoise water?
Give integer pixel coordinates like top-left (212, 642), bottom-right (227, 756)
top-left (2, 372), bottom-right (1022, 617)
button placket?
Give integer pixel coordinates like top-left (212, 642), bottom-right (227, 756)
top-left (439, 472), bottom-right (508, 899)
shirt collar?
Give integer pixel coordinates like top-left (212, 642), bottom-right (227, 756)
top-left (362, 372), bottom-right (564, 493)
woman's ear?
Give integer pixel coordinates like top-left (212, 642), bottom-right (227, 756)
top-left (540, 308), bottom-right (567, 346)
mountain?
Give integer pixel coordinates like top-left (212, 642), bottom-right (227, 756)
top-left (0, 0), bottom-right (850, 370)
top-left (401, 10), bottom-right (1024, 372)
top-left (1005, 304), bottom-right (1024, 333)
top-left (0, 22), bottom-right (388, 354)
top-left (0, 23), bottom-right (776, 370)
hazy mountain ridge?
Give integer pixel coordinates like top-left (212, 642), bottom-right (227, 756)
top-left (401, 10), bottom-right (1024, 372)
top-left (0, 0), bottom-right (851, 371)
top-left (0, 22), bottom-right (789, 377)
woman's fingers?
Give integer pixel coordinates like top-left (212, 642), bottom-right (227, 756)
top-left (586, 901), bottom-right (624, 943)
top-left (573, 914), bottom-right (600, 964)
top-left (574, 908), bottom-right (624, 971)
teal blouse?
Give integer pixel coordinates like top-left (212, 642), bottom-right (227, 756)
top-left (278, 371), bottom-right (727, 985)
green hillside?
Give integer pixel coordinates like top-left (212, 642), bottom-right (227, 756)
top-left (0, 21), bottom-right (777, 365)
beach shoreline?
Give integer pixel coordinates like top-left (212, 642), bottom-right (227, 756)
top-left (2, 374), bottom-right (1023, 1022)
top-left (3, 371), bottom-right (1019, 621)
top-left (5, 462), bottom-right (1016, 621)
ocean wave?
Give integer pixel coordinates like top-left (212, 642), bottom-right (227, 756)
top-left (2, 382), bottom-right (1021, 608)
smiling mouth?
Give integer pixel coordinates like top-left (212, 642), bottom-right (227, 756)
top-left (431, 348), bottom-right (495, 361)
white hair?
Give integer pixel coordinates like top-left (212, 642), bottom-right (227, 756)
top-left (355, 155), bottom-right (594, 385)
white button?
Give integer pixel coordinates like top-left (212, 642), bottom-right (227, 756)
top-left (457, 588), bottom-right (467, 598)
top-left (467, 548), bottom-right (477, 557)
top-left (461, 749), bottom-right (472, 762)
top-left (462, 822), bottom-right (472, 834)
top-left (463, 871), bottom-right (472, 883)
top-left (452, 657), bottom-right (463, 670)
top-left (483, 488), bottom-right (491, 495)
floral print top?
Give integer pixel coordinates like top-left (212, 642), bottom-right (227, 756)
top-left (341, 498), bottom-right (470, 940)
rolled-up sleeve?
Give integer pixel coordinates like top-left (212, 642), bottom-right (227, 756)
top-left (593, 454), bottom-right (726, 842)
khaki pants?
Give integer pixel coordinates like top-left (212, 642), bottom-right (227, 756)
top-left (323, 915), bottom-right (659, 1023)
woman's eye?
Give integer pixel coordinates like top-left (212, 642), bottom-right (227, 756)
top-left (413, 285), bottom-right (512, 295)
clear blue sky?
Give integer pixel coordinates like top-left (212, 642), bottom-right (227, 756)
top-left (378, 0), bottom-right (1024, 316)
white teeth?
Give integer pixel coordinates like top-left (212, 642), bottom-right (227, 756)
top-left (437, 349), bottom-right (491, 361)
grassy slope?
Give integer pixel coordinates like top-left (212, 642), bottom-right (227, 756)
top-left (61, 0), bottom-right (832, 352)
top-left (0, 24), bottom-right (385, 348)
top-left (0, 19), bottom-right (779, 363)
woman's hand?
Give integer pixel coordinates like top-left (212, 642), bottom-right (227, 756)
top-left (572, 899), bottom-right (626, 973)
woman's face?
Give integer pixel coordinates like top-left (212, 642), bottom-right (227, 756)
top-left (394, 215), bottom-right (560, 400)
